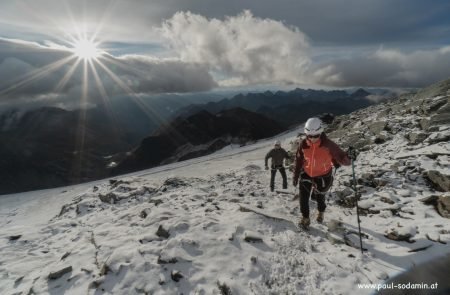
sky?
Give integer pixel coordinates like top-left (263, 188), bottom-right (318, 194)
top-left (1, 0), bottom-right (450, 109)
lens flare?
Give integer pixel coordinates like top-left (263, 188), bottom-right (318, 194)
top-left (72, 38), bottom-right (101, 60)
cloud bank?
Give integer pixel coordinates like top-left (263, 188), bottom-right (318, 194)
top-left (1, 9), bottom-right (450, 111)
top-left (161, 10), bottom-right (311, 86)
top-left (160, 11), bottom-right (450, 88)
top-left (312, 46), bottom-right (450, 87)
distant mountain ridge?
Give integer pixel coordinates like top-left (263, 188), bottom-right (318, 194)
top-left (0, 87), bottom-right (384, 194)
top-left (112, 108), bottom-right (284, 175)
top-left (176, 87), bottom-right (375, 127)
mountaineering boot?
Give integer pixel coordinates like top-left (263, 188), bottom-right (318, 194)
top-left (298, 217), bottom-right (310, 229)
top-left (317, 212), bottom-right (324, 223)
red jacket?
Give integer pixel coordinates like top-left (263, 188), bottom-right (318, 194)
top-left (293, 134), bottom-right (350, 179)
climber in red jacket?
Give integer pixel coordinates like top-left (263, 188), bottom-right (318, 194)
top-left (293, 117), bottom-right (351, 229)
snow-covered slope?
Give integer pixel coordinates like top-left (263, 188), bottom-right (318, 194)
top-left (1, 83), bottom-right (450, 294)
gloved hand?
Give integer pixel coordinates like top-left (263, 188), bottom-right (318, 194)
top-left (265, 166), bottom-right (269, 170)
top-left (347, 146), bottom-right (358, 160)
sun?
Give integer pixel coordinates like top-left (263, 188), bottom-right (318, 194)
top-left (72, 38), bottom-right (101, 60)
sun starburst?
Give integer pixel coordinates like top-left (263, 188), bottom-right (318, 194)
top-left (71, 38), bottom-right (101, 60)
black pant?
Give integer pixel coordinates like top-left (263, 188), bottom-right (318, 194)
top-left (270, 166), bottom-right (287, 191)
top-left (298, 171), bottom-right (333, 218)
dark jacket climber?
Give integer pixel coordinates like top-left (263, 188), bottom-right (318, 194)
top-left (265, 140), bottom-right (290, 192)
top-left (292, 117), bottom-right (350, 228)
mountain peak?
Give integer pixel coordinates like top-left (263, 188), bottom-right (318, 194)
top-left (350, 88), bottom-right (370, 98)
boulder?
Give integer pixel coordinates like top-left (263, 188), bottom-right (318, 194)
top-left (335, 187), bottom-right (354, 199)
top-left (48, 266), bottom-right (72, 280)
top-left (430, 113), bottom-right (450, 126)
top-left (437, 196), bottom-right (450, 218)
top-left (376, 108), bottom-right (391, 119)
top-left (420, 194), bottom-right (450, 219)
top-left (156, 225), bottom-right (170, 239)
top-left (426, 171), bottom-right (450, 192)
top-left (419, 118), bottom-right (431, 131)
top-left (358, 173), bottom-right (376, 187)
top-left (368, 121), bottom-right (387, 135)
top-left (428, 131), bottom-right (450, 144)
top-left (99, 193), bottom-right (119, 204)
top-left (8, 235), bottom-right (22, 241)
top-left (419, 195), bottom-right (439, 205)
top-left (407, 132), bottom-right (428, 145)
top-left (243, 230), bottom-right (263, 243)
top-left (385, 228), bottom-right (415, 243)
top-left (422, 98), bottom-right (448, 114)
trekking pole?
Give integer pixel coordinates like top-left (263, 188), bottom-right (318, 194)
top-left (349, 148), bottom-right (364, 254)
top-left (328, 166), bottom-right (338, 198)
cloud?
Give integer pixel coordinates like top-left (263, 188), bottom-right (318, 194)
top-left (109, 55), bottom-right (217, 93)
top-left (0, 38), bottom-right (217, 107)
top-left (161, 10), bottom-right (312, 86)
top-left (2, 0), bottom-right (449, 49)
top-left (1, 7), bottom-right (450, 112)
top-left (311, 47), bottom-right (450, 87)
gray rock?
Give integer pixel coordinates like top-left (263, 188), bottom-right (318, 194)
top-left (376, 108), bottom-right (391, 119)
top-left (419, 118), bottom-right (431, 131)
top-left (385, 231), bottom-right (414, 243)
top-left (157, 255), bottom-right (178, 264)
top-left (359, 173), bottom-right (375, 185)
top-left (329, 128), bottom-right (350, 140)
top-left (217, 281), bottom-right (233, 295)
top-left (48, 266), bottom-right (72, 280)
top-left (327, 219), bottom-right (344, 232)
top-left (335, 187), bottom-right (354, 199)
top-left (428, 132), bottom-right (450, 144)
top-left (244, 231), bottom-right (263, 243)
top-left (8, 235), bottom-right (21, 241)
top-left (437, 196), bottom-right (450, 219)
top-left (423, 98), bottom-right (448, 114)
top-left (163, 177), bottom-right (189, 188)
top-left (99, 193), bottom-right (119, 204)
top-left (140, 208), bottom-right (151, 219)
top-left (373, 135), bottom-right (387, 144)
top-left (390, 104), bottom-right (406, 114)
top-left (407, 132), bottom-right (428, 145)
top-left (368, 121), bottom-right (387, 135)
top-left (149, 199), bottom-right (163, 206)
top-left (430, 112), bottom-right (450, 126)
top-left (379, 196), bottom-right (395, 204)
top-left (171, 270), bottom-right (183, 282)
top-left (373, 178), bottom-right (389, 187)
top-left (60, 252), bottom-right (70, 260)
top-left (156, 225), bottom-right (170, 239)
top-left (419, 195), bottom-right (439, 205)
top-left (413, 79), bottom-right (450, 101)
top-left (426, 171), bottom-right (450, 191)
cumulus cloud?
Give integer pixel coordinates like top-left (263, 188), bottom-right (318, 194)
top-left (159, 10), bottom-right (450, 88)
top-left (311, 47), bottom-right (450, 87)
top-left (161, 10), bottom-right (312, 86)
top-left (0, 38), bottom-right (217, 107)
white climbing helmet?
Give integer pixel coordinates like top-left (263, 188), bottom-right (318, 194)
top-left (274, 140), bottom-right (281, 146)
top-left (304, 117), bottom-right (324, 135)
